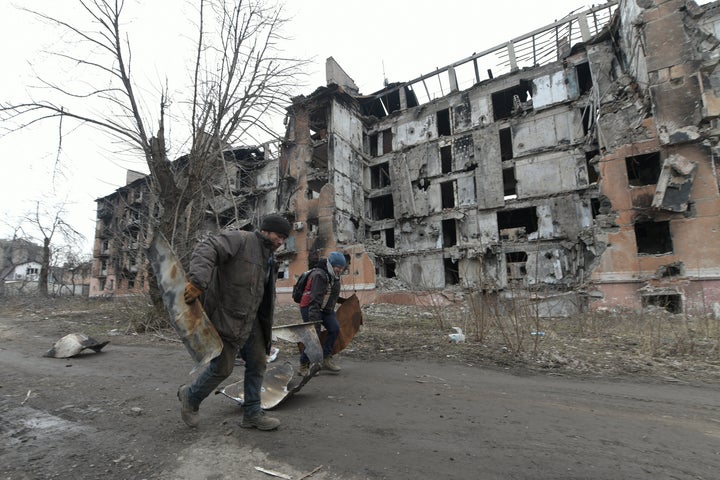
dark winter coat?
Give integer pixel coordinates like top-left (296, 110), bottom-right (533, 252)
top-left (301, 259), bottom-right (342, 322)
top-left (187, 229), bottom-right (277, 352)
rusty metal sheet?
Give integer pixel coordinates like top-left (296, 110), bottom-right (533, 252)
top-left (216, 322), bottom-right (323, 410)
top-left (319, 294), bottom-right (363, 355)
top-left (146, 232), bottom-right (223, 374)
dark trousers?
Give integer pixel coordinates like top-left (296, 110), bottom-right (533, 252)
top-left (186, 316), bottom-right (267, 415)
top-left (299, 306), bottom-right (339, 363)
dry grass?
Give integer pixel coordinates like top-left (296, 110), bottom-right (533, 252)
top-left (2, 294), bottom-right (720, 384)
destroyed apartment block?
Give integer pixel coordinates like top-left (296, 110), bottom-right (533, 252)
top-left (91, 0), bottom-right (720, 317)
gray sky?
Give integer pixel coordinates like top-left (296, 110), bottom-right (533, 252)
top-left (0, 0), bottom-right (604, 253)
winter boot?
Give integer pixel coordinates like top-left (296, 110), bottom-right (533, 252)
top-left (177, 384), bottom-right (199, 428)
top-left (240, 410), bottom-right (281, 431)
top-left (321, 356), bottom-right (341, 373)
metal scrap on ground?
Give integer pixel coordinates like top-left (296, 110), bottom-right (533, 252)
top-left (217, 294), bottom-right (363, 409)
top-left (42, 333), bottom-right (109, 358)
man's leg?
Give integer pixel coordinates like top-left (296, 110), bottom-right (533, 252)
top-left (178, 338), bottom-right (237, 427)
top-left (297, 306), bottom-right (311, 373)
top-left (239, 317), bottom-right (280, 430)
top-left (320, 311), bottom-right (341, 373)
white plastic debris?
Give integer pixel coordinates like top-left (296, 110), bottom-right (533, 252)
top-left (448, 327), bottom-right (465, 344)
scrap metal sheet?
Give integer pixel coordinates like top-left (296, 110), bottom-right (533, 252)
top-left (217, 299), bottom-right (363, 410)
top-left (217, 322), bottom-right (323, 409)
top-left (146, 232), bottom-right (223, 373)
top-left (322, 293), bottom-right (363, 355)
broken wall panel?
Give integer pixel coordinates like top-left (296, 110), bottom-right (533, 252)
top-left (512, 107), bottom-right (585, 157)
top-left (395, 115), bottom-right (436, 149)
top-left (531, 70), bottom-right (576, 110)
top-left (514, 152), bottom-right (585, 198)
top-left (469, 95), bottom-right (492, 128)
top-left (396, 219), bottom-right (442, 253)
top-left (472, 127), bottom-right (505, 209)
top-left (395, 254), bottom-right (446, 289)
top-left (651, 153), bottom-right (697, 212)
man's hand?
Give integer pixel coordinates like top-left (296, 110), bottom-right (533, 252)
top-left (184, 282), bottom-right (203, 304)
top-left (337, 297), bottom-right (346, 304)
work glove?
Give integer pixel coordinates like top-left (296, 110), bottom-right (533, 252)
top-left (184, 282), bottom-right (203, 304)
top-left (336, 297), bottom-right (346, 304)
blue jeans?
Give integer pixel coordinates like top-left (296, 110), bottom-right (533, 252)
top-left (186, 316), bottom-right (267, 416)
top-left (299, 306), bottom-right (339, 363)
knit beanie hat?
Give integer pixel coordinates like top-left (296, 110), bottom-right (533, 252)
top-left (328, 251), bottom-right (346, 267)
top-left (260, 214), bottom-right (291, 237)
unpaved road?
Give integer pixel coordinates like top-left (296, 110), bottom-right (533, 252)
top-left (1, 312), bottom-right (720, 480)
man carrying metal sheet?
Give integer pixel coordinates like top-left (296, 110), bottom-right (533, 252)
top-left (177, 214), bottom-right (291, 431)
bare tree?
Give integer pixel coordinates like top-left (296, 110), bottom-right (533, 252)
top-left (25, 201), bottom-right (86, 296)
top-left (1, 0), bottom-right (305, 261)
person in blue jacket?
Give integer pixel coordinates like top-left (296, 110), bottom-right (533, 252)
top-left (297, 251), bottom-right (347, 376)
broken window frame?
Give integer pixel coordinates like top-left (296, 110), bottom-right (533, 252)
top-left (491, 80), bottom-right (533, 121)
top-left (642, 293), bottom-right (682, 314)
top-left (625, 152), bottom-right (662, 187)
top-left (634, 219), bottom-right (673, 256)
top-left (440, 181), bottom-right (456, 209)
top-left (369, 194), bottom-right (395, 220)
top-left (370, 162), bottom-right (391, 189)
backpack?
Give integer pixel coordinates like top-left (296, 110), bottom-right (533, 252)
top-left (291, 270), bottom-right (313, 303)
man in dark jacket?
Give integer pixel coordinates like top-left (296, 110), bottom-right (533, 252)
top-left (177, 214), bottom-right (291, 431)
top-left (297, 251), bottom-right (346, 376)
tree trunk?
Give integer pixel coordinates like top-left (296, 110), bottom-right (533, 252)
top-left (39, 237), bottom-right (50, 296)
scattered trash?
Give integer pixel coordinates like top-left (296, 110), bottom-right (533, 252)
top-left (531, 331), bottom-right (546, 337)
top-left (254, 466), bottom-right (292, 479)
top-left (448, 327), bottom-right (465, 343)
top-left (43, 333), bottom-right (109, 358)
top-left (20, 390), bottom-right (31, 405)
top-left (267, 347), bottom-right (279, 363)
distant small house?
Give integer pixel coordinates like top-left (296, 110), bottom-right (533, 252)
top-left (0, 238), bottom-right (91, 296)
top-left (0, 261), bottom-right (45, 295)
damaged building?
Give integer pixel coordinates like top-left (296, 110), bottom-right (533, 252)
top-left (91, 0), bottom-right (720, 316)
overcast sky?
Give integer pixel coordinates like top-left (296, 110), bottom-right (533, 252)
top-left (0, 0), bottom-right (607, 253)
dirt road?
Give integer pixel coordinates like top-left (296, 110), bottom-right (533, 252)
top-left (1, 312), bottom-right (720, 480)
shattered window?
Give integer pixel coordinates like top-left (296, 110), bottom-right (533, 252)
top-left (437, 109), bottom-right (451, 136)
top-left (444, 257), bottom-right (459, 285)
top-left (369, 133), bottom-right (379, 157)
top-left (503, 167), bottom-right (517, 198)
top-left (642, 294), bottom-right (682, 314)
top-left (369, 194), bottom-right (394, 220)
top-left (441, 145), bottom-right (453, 173)
top-left (626, 152), bottom-right (661, 186)
top-left (441, 181), bottom-right (456, 209)
top-left (370, 162), bottom-right (391, 189)
top-left (442, 219), bottom-right (457, 247)
top-left (498, 207), bottom-right (538, 240)
top-left (500, 128), bottom-right (513, 161)
top-left (634, 220), bottom-right (672, 255)
top-left (382, 129), bottom-right (393, 154)
top-left (491, 81), bottom-right (533, 121)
